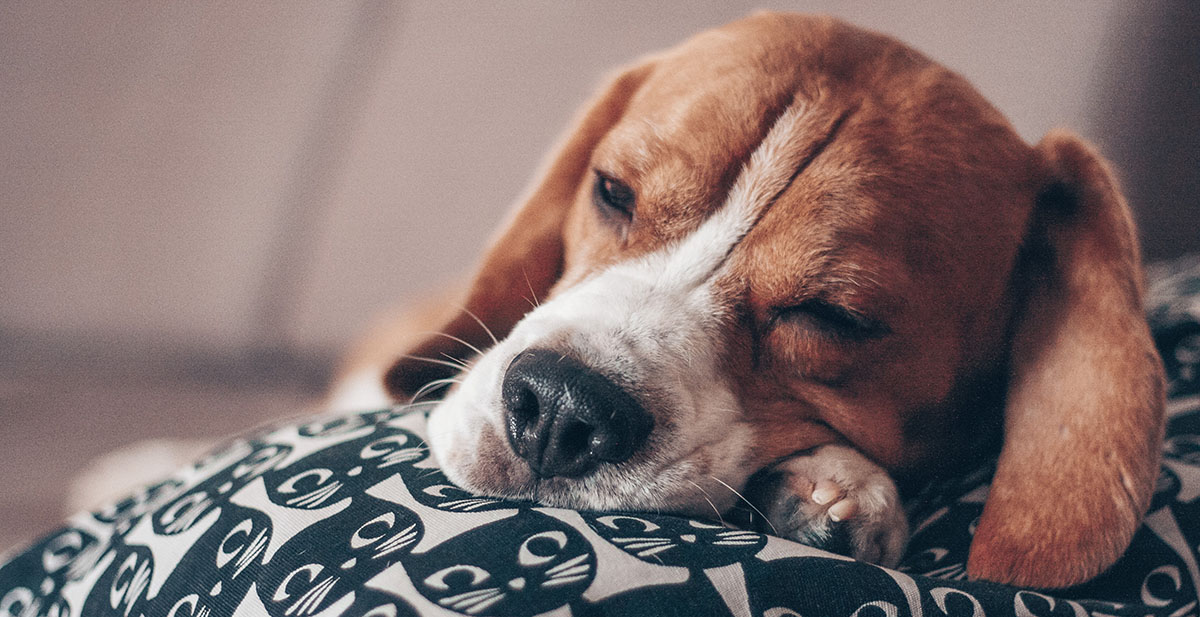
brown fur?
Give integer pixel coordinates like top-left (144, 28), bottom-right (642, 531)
top-left (344, 13), bottom-right (1165, 588)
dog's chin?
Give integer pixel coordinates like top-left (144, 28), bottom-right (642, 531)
top-left (425, 399), bottom-right (748, 519)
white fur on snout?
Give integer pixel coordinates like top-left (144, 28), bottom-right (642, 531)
top-left (426, 98), bottom-right (841, 515)
top-left (426, 260), bottom-right (757, 514)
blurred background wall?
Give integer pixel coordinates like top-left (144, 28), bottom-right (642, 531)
top-left (1, 1), bottom-right (1196, 548)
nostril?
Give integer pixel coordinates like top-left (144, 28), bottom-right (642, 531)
top-left (509, 386), bottom-right (540, 426)
top-left (503, 382), bottom-right (544, 461)
top-left (557, 420), bottom-right (595, 459)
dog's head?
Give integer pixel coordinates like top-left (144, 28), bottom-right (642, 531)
top-left (384, 13), bottom-right (1164, 588)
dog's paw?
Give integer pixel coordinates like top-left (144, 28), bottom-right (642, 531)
top-left (746, 444), bottom-right (908, 566)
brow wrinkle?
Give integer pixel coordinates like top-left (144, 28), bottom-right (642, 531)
top-left (769, 103), bottom-right (855, 224)
top-left (673, 97), bottom-right (860, 289)
top-left (732, 100), bottom-right (859, 262)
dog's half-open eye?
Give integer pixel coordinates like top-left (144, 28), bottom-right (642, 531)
top-left (773, 299), bottom-right (889, 342)
top-left (592, 171), bottom-right (635, 220)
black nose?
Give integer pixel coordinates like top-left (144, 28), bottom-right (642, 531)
top-left (502, 349), bottom-right (653, 478)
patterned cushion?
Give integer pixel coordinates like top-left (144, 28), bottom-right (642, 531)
top-left (3, 257), bottom-right (1200, 617)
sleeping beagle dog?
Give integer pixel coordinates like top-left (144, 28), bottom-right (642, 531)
top-left (336, 12), bottom-right (1166, 589)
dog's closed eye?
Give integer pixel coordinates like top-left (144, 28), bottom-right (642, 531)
top-left (772, 299), bottom-right (889, 342)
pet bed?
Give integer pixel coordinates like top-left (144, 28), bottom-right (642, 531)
top-left (3, 255), bottom-right (1200, 616)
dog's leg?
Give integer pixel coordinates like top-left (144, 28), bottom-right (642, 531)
top-left (746, 445), bottom-right (908, 566)
top-left (66, 439), bottom-right (215, 514)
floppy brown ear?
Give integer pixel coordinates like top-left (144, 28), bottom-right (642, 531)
top-left (382, 60), bottom-right (656, 399)
top-left (967, 131), bottom-right (1166, 588)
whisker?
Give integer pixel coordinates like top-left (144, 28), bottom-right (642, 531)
top-left (547, 565), bottom-right (591, 579)
top-left (709, 475), bottom-right (777, 536)
top-left (618, 540), bottom-right (672, 550)
top-left (400, 400), bottom-right (441, 408)
top-left (440, 352), bottom-right (472, 369)
top-left (419, 330), bottom-right (486, 357)
top-left (396, 400), bottom-right (442, 415)
top-left (543, 574), bottom-right (589, 587)
top-left (521, 268), bottom-right (541, 307)
top-left (686, 479), bottom-right (726, 526)
top-left (440, 498), bottom-right (499, 511)
top-left (456, 304), bottom-right (500, 346)
top-left (637, 544), bottom-right (675, 558)
top-left (546, 554), bottom-right (590, 576)
top-left (442, 587), bottom-right (503, 607)
top-left (411, 377), bottom-right (464, 403)
top-left (402, 354), bottom-right (469, 371)
top-left (466, 593), bottom-right (504, 613)
top-left (612, 537), bottom-right (672, 544)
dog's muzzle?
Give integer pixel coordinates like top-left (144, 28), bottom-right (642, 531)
top-left (501, 349), bottom-right (654, 478)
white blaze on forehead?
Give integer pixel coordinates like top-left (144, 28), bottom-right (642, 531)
top-left (653, 98), bottom-right (845, 288)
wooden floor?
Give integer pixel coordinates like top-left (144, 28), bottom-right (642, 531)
top-left (0, 333), bottom-right (329, 553)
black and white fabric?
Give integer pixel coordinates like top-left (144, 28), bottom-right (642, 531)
top-left (4, 257), bottom-right (1200, 616)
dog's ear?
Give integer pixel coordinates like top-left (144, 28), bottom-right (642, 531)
top-left (967, 131), bottom-right (1166, 588)
top-left (383, 61), bottom-right (656, 399)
